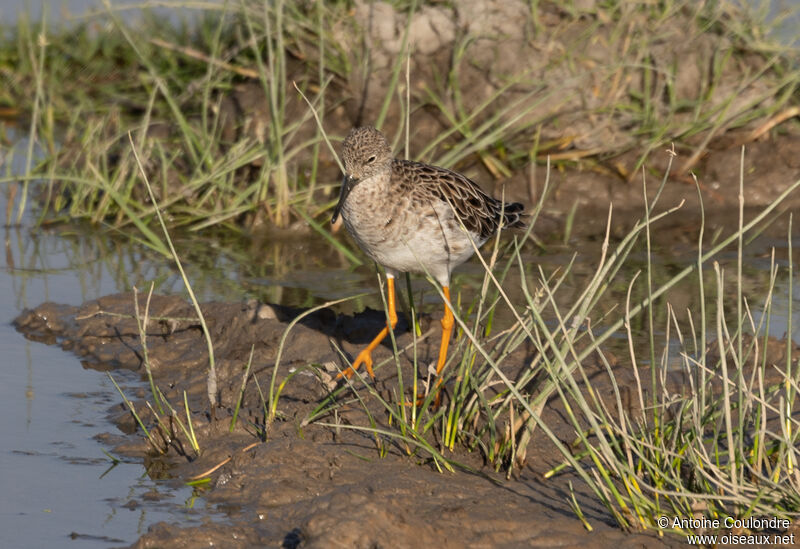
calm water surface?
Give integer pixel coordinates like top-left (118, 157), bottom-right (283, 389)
top-left (0, 135), bottom-right (226, 548)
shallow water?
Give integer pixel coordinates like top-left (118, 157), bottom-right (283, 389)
top-left (0, 137), bottom-right (225, 547)
top-left (0, 0), bottom-right (195, 25)
top-left (0, 337), bottom-right (217, 548)
top-left (0, 259), bottom-right (224, 547)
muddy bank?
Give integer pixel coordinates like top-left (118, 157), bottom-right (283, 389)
top-left (14, 292), bottom-right (682, 548)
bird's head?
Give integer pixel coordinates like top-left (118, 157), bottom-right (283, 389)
top-left (332, 127), bottom-right (393, 224)
top-left (341, 126), bottom-right (393, 181)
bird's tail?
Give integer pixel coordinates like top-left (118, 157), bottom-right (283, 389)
top-left (500, 202), bottom-right (527, 230)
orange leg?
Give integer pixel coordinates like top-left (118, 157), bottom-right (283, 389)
top-left (435, 286), bottom-right (454, 376)
top-left (431, 286), bottom-right (454, 404)
top-left (338, 276), bottom-right (398, 380)
top-left (395, 286), bottom-right (454, 408)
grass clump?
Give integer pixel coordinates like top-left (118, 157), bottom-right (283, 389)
top-left (307, 150), bottom-right (800, 537)
top-left (3, 1), bottom-right (347, 233)
top-left (1, 0), bottom-right (798, 239)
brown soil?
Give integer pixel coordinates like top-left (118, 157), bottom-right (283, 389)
top-left (497, 133), bottom-right (800, 242)
top-left (14, 292), bottom-right (683, 549)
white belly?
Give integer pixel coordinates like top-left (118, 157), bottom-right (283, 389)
top-left (341, 183), bottom-right (484, 285)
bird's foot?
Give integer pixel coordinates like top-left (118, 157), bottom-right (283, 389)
top-left (336, 348), bottom-right (376, 380)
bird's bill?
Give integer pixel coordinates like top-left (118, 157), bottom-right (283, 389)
top-left (331, 174), bottom-right (357, 224)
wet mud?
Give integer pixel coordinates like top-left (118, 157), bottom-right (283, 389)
top-left (15, 291), bottom-right (687, 548)
top-left (12, 70), bottom-right (800, 545)
top-left (13, 141), bottom-right (800, 545)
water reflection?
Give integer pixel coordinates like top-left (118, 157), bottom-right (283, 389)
top-left (1, 139), bottom-right (229, 547)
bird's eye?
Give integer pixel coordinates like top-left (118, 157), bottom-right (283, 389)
top-left (366, 155), bottom-right (377, 164)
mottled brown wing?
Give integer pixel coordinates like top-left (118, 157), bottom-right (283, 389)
top-left (392, 159), bottom-right (525, 239)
